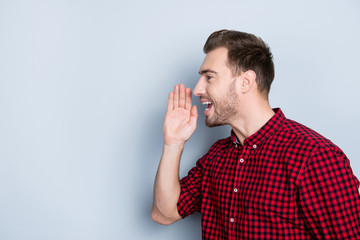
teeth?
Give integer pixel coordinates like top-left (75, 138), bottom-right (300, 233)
top-left (202, 102), bottom-right (212, 105)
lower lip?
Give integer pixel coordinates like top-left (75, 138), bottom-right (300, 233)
top-left (204, 105), bottom-right (213, 116)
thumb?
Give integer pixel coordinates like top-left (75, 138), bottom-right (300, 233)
top-left (189, 105), bottom-right (198, 124)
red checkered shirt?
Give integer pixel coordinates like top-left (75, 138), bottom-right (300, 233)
top-left (177, 108), bottom-right (360, 239)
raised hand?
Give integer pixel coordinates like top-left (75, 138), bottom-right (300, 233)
top-left (163, 83), bottom-right (198, 146)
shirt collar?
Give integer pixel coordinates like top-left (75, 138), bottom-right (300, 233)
top-left (230, 108), bottom-right (285, 147)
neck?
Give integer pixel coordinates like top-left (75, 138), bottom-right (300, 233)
top-left (231, 98), bottom-right (275, 145)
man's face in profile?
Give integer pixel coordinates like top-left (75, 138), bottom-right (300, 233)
top-left (194, 47), bottom-right (240, 127)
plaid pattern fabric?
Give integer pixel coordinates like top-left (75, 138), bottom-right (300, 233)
top-left (177, 108), bottom-right (360, 239)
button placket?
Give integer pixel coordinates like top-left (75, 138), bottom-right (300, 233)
top-left (230, 142), bottom-right (245, 227)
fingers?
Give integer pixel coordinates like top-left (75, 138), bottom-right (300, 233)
top-left (185, 88), bottom-right (192, 110)
top-left (170, 84), bottom-right (189, 109)
top-left (167, 92), bottom-right (173, 111)
top-left (173, 85), bottom-right (179, 108)
top-left (179, 84), bottom-right (185, 108)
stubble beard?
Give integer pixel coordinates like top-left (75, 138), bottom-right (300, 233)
top-left (205, 81), bottom-right (239, 128)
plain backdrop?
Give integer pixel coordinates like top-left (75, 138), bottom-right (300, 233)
top-left (0, 0), bottom-right (359, 239)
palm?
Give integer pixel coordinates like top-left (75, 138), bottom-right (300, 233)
top-left (163, 84), bottom-right (198, 145)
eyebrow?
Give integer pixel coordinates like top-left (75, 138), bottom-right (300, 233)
top-left (198, 69), bottom-right (218, 75)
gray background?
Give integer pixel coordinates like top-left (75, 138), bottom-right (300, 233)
top-left (0, 0), bottom-right (359, 239)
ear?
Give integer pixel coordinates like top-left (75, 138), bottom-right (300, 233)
top-left (239, 70), bottom-right (256, 93)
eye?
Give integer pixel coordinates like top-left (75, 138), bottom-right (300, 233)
top-left (206, 75), bottom-right (213, 81)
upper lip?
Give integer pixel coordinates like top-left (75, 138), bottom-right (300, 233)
top-left (200, 97), bottom-right (212, 104)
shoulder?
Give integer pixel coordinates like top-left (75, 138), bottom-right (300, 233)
top-left (206, 136), bottom-right (233, 156)
top-left (279, 117), bottom-right (336, 149)
top-left (196, 136), bottom-right (233, 164)
top-left (277, 117), bottom-right (350, 181)
top-left (191, 136), bottom-right (232, 170)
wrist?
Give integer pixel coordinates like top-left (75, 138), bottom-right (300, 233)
top-left (163, 141), bottom-right (185, 150)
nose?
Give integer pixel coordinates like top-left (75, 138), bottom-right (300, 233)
top-left (193, 77), bottom-right (205, 97)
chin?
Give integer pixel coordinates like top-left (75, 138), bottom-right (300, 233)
top-left (205, 118), bottom-right (225, 128)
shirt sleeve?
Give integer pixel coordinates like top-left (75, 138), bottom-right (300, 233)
top-left (298, 145), bottom-right (360, 239)
top-left (177, 153), bottom-right (208, 218)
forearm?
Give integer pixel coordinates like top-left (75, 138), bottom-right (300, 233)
top-left (152, 143), bottom-right (184, 224)
top-left (152, 84), bottom-right (197, 224)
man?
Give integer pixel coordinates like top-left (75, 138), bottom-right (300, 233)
top-left (152, 30), bottom-right (360, 239)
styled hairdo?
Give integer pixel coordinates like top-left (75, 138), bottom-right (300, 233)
top-left (204, 29), bottom-right (275, 97)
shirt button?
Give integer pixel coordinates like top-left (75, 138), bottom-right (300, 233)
top-left (239, 158), bottom-right (244, 163)
top-left (234, 188), bottom-right (238, 192)
top-left (253, 144), bottom-right (257, 149)
top-left (230, 218), bottom-right (234, 223)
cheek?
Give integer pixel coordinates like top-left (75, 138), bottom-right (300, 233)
top-left (209, 86), bottom-right (226, 99)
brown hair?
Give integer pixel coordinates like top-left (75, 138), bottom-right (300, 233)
top-left (204, 29), bottom-right (275, 97)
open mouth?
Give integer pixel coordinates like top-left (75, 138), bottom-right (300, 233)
top-left (202, 102), bottom-right (213, 111)
top-left (202, 101), bottom-right (213, 115)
